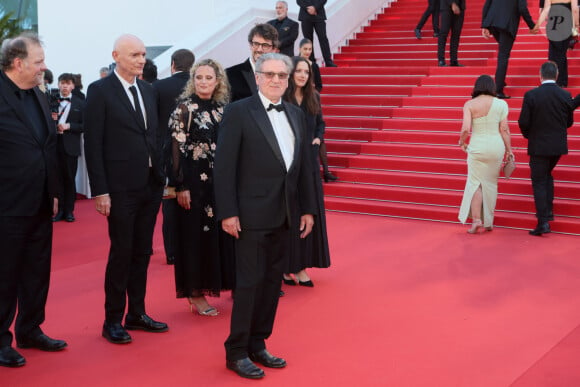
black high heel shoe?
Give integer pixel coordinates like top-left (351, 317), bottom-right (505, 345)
top-left (323, 172), bottom-right (338, 183)
top-left (282, 275), bottom-right (296, 286)
top-left (298, 280), bottom-right (314, 287)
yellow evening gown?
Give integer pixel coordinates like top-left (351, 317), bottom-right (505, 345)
top-left (458, 97), bottom-right (508, 228)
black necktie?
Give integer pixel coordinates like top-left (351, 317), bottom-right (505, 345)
top-left (59, 97), bottom-right (71, 102)
top-left (267, 103), bottom-right (284, 112)
top-left (129, 85), bottom-right (146, 128)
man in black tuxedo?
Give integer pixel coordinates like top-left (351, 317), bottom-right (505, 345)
top-left (52, 73), bottom-right (85, 223)
top-left (0, 33), bottom-right (67, 368)
top-left (226, 24), bottom-right (278, 102)
top-left (268, 1), bottom-right (299, 57)
top-left (215, 53), bottom-right (315, 379)
top-left (153, 48), bottom-right (195, 265)
top-left (297, 0), bottom-right (337, 66)
top-left (482, 0), bottom-right (536, 99)
top-left (84, 34), bottom-right (168, 344)
top-left (437, 0), bottom-right (465, 67)
top-left (518, 61), bottom-right (574, 236)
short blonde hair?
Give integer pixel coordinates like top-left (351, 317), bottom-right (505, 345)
top-left (179, 58), bottom-right (230, 105)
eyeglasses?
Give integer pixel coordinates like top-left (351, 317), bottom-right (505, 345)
top-left (251, 41), bottom-right (274, 50)
top-left (257, 71), bottom-right (289, 80)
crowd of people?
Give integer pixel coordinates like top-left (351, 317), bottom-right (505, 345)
top-left (0, 1), bottom-right (335, 380)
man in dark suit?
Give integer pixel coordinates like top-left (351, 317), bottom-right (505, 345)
top-left (215, 53), bottom-right (315, 379)
top-left (84, 34), bottom-right (168, 344)
top-left (226, 24), bottom-right (278, 102)
top-left (415, 0), bottom-right (441, 39)
top-left (268, 1), bottom-right (299, 57)
top-left (482, 0), bottom-right (536, 99)
top-left (437, 0), bottom-right (465, 66)
top-left (518, 61), bottom-right (574, 236)
top-left (153, 49), bottom-right (195, 265)
top-left (0, 33), bottom-right (67, 368)
top-left (52, 73), bottom-right (84, 222)
top-left (297, 0), bottom-right (337, 67)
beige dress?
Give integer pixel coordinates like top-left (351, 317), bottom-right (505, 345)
top-left (458, 97), bottom-right (508, 227)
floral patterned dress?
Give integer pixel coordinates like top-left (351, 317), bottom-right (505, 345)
top-left (168, 95), bottom-right (234, 297)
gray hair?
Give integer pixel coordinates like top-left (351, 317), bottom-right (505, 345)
top-left (0, 32), bottom-right (43, 71)
top-left (277, 1), bottom-right (288, 8)
top-left (255, 52), bottom-right (293, 74)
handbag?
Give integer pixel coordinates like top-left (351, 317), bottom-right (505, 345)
top-left (502, 154), bottom-right (516, 178)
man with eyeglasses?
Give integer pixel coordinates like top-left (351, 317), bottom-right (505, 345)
top-left (215, 53), bottom-right (315, 379)
top-left (226, 23), bottom-right (279, 102)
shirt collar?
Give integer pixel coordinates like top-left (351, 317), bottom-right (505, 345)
top-left (114, 68), bottom-right (137, 90)
top-left (542, 80), bottom-right (557, 85)
top-left (258, 91), bottom-right (282, 110)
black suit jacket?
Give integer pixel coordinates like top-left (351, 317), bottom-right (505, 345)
top-left (482, 0), bottom-right (535, 38)
top-left (60, 95), bottom-right (85, 156)
top-left (153, 71), bottom-right (189, 176)
top-left (0, 72), bottom-right (60, 215)
top-left (84, 74), bottom-right (163, 196)
top-left (297, 0), bottom-right (327, 21)
top-left (214, 94), bottom-right (315, 230)
top-left (226, 59), bottom-right (256, 102)
top-left (268, 17), bottom-right (300, 57)
top-left (518, 82), bottom-right (574, 156)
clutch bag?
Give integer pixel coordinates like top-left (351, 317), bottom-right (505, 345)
top-left (502, 154), bottom-right (516, 178)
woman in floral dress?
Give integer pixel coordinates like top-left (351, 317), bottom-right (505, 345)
top-left (168, 59), bottom-right (233, 316)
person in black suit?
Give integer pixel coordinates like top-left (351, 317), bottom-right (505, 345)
top-left (415, 0), bottom-right (441, 39)
top-left (52, 73), bottom-right (84, 223)
top-left (268, 1), bottom-right (299, 57)
top-left (297, 0), bottom-right (337, 67)
top-left (84, 34), bottom-right (168, 344)
top-left (226, 24), bottom-right (278, 102)
top-left (437, 0), bottom-right (465, 67)
top-left (518, 61), bottom-right (574, 235)
top-left (0, 33), bottom-right (67, 368)
top-left (153, 48), bottom-right (195, 265)
top-left (215, 53), bottom-right (315, 379)
top-left (482, 0), bottom-right (536, 99)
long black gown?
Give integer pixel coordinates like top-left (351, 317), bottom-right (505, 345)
top-left (168, 95), bottom-right (234, 297)
top-left (286, 100), bottom-right (331, 273)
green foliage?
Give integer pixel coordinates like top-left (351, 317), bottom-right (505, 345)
top-left (0, 7), bottom-right (23, 45)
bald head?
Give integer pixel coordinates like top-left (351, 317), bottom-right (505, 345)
top-left (112, 34), bottom-right (146, 83)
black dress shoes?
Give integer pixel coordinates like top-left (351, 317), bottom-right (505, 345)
top-left (414, 28), bottom-right (422, 39)
top-left (166, 256), bottom-right (175, 265)
top-left (438, 61), bottom-right (447, 67)
top-left (65, 213), bottom-right (75, 222)
top-left (0, 346), bottom-right (26, 367)
top-left (52, 212), bottom-right (63, 222)
top-left (325, 60), bottom-right (338, 67)
top-left (124, 314), bottom-right (168, 332)
top-left (497, 93), bottom-right (511, 99)
top-left (529, 222), bottom-right (551, 236)
top-left (323, 172), bottom-right (338, 183)
top-left (298, 280), bottom-right (314, 287)
top-left (17, 333), bottom-right (67, 352)
top-left (226, 357), bottom-right (265, 379)
top-left (450, 61), bottom-right (464, 67)
top-left (102, 322), bottom-right (132, 344)
top-left (249, 349), bottom-right (287, 368)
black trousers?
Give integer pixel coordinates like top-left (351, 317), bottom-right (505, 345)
top-left (301, 20), bottom-right (333, 64)
top-left (56, 136), bottom-right (78, 215)
top-left (530, 155), bottom-right (561, 223)
top-left (437, 8), bottom-right (464, 63)
top-left (104, 175), bottom-right (163, 323)
top-left (549, 38), bottom-right (570, 87)
top-left (0, 211), bottom-right (52, 347)
top-left (161, 197), bottom-right (178, 259)
top-left (225, 226), bottom-right (288, 361)
top-left (491, 29), bottom-right (515, 94)
top-left (416, 0), bottom-right (440, 33)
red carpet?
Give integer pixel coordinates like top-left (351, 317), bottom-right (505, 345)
top-left (321, 0), bottom-right (580, 234)
top-left (3, 199), bottom-right (580, 386)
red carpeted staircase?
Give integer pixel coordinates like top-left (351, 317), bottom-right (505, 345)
top-left (320, 0), bottom-right (580, 234)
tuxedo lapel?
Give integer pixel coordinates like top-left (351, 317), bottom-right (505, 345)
top-left (248, 96), bottom-right (286, 170)
top-left (242, 60), bottom-right (257, 94)
top-left (283, 101), bottom-right (302, 173)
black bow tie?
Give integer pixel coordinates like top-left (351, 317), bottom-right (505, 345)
top-left (267, 103), bottom-right (284, 112)
top-left (59, 97), bottom-right (71, 102)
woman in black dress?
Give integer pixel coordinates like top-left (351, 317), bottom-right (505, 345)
top-left (168, 59), bottom-right (233, 316)
top-left (282, 56), bottom-right (331, 287)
